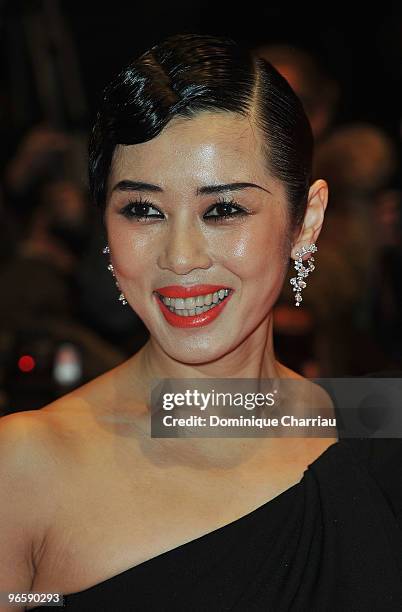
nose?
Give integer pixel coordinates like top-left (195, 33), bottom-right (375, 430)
top-left (157, 217), bottom-right (212, 275)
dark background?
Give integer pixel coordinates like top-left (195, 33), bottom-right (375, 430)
top-left (70, 0), bottom-right (402, 130)
top-left (2, 0), bottom-right (402, 135)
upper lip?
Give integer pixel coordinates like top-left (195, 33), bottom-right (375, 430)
top-left (154, 284), bottom-right (231, 298)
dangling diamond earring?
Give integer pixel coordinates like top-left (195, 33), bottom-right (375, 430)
top-left (289, 243), bottom-right (317, 307)
top-left (102, 243), bottom-right (127, 306)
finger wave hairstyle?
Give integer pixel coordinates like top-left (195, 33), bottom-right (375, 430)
top-left (89, 33), bottom-right (313, 232)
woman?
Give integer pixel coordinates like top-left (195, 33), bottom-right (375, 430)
top-left (1, 34), bottom-right (401, 611)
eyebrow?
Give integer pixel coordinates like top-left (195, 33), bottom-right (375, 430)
top-left (197, 182), bottom-right (271, 195)
top-left (112, 180), bottom-right (163, 193)
top-left (111, 180), bottom-right (271, 195)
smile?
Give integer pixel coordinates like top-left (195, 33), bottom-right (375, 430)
top-left (157, 289), bottom-right (230, 316)
top-left (153, 287), bottom-right (234, 328)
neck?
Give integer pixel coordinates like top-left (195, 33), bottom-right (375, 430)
top-left (120, 314), bottom-right (305, 470)
top-left (136, 313), bottom-right (291, 383)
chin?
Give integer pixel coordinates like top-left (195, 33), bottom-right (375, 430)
top-left (160, 334), bottom-right (235, 365)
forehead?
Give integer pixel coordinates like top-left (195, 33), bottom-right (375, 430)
top-left (109, 112), bottom-right (272, 190)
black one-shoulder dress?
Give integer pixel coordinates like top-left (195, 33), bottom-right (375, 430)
top-left (29, 435), bottom-right (402, 611)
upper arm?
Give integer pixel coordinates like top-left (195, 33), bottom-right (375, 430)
top-left (0, 412), bottom-right (57, 612)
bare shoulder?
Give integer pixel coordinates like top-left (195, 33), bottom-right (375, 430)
top-left (0, 405), bottom-right (83, 521)
top-left (32, 357), bottom-right (148, 454)
top-left (0, 366), bottom-right (113, 476)
top-left (0, 409), bottom-right (59, 473)
top-left (0, 370), bottom-right (128, 591)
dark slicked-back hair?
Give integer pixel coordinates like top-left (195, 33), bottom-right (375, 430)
top-left (89, 33), bottom-right (313, 231)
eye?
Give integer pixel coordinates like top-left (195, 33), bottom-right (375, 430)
top-left (119, 198), bottom-right (164, 221)
top-left (203, 198), bottom-right (249, 223)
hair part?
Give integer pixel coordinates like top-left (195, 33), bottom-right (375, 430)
top-left (89, 33), bottom-right (313, 232)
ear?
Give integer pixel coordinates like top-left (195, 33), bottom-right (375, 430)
top-left (291, 179), bottom-right (328, 260)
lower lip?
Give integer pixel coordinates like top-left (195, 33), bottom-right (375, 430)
top-left (154, 292), bottom-right (234, 328)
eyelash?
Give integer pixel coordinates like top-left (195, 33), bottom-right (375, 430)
top-left (119, 196), bottom-right (250, 223)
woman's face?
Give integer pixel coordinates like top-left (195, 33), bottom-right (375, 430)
top-left (105, 111), bottom-right (292, 362)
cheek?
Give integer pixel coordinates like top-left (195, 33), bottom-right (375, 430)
top-left (106, 221), bottom-right (159, 282)
top-left (220, 219), bottom-right (290, 284)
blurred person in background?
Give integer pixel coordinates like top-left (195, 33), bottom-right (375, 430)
top-left (1, 125), bottom-right (74, 261)
top-left (4, 125), bottom-right (73, 201)
top-left (254, 43), bottom-right (401, 375)
top-left (0, 127), bottom-right (125, 413)
top-left (368, 188), bottom-right (402, 364)
top-left (253, 44), bottom-right (339, 142)
top-left (0, 175), bottom-right (91, 326)
top-left (1, 123), bottom-right (93, 325)
top-left (307, 124), bottom-right (400, 374)
top-left (0, 121), bottom-right (146, 411)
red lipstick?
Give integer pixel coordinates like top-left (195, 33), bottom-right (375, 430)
top-left (153, 288), bottom-right (234, 328)
top-left (155, 284), bottom-right (229, 298)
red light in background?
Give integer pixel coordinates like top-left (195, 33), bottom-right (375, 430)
top-left (18, 355), bottom-right (35, 372)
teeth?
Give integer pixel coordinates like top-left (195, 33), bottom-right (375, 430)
top-left (174, 298), bottom-right (185, 310)
top-left (161, 289), bottom-right (231, 317)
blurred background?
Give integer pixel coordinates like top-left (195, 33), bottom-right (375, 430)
top-left (0, 0), bottom-right (401, 414)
